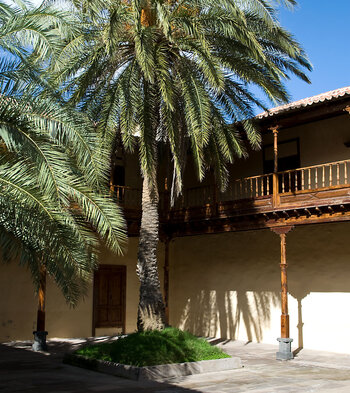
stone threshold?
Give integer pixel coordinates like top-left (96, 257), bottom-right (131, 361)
top-left (63, 353), bottom-right (242, 381)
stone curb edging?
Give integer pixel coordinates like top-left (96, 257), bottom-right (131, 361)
top-left (63, 353), bottom-right (242, 381)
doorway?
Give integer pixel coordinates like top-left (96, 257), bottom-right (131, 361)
top-left (92, 265), bottom-right (126, 335)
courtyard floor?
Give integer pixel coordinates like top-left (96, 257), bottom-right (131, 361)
top-left (1, 337), bottom-right (350, 392)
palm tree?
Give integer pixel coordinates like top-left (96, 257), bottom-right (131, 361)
top-left (49, 0), bottom-right (311, 331)
top-left (0, 0), bottom-right (127, 346)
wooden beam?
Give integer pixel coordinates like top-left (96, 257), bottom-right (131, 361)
top-left (282, 211), bottom-right (289, 218)
top-left (315, 206), bottom-right (322, 216)
top-left (293, 209), bottom-right (300, 218)
top-left (304, 208), bottom-right (311, 217)
top-left (271, 226), bottom-right (294, 339)
top-left (344, 106), bottom-right (350, 115)
top-left (167, 210), bottom-right (350, 238)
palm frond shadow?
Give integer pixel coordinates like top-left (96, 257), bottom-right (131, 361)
top-left (178, 288), bottom-right (279, 342)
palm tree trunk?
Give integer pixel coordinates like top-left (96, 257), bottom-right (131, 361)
top-left (136, 174), bottom-right (166, 331)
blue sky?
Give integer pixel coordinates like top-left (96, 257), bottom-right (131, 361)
top-left (278, 0), bottom-right (350, 103)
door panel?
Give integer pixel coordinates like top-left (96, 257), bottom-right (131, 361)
top-left (93, 265), bottom-right (126, 333)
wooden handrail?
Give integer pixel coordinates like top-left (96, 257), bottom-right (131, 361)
top-left (109, 159), bottom-right (350, 210)
top-left (277, 159), bottom-right (350, 175)
top-left (110, 185), bottom-right (140, 191)
top-left (233, 172), bottom-right (273, 182)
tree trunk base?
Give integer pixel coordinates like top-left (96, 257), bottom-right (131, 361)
top-left (137, 301), bottom-right (166, 331)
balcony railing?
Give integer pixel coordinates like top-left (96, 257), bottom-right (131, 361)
top-left (110, 185), bottom-right (141, 208)
top-left (278, 159), bottom-right (349, 193)
top-left (111, 159), bottom-right (350, 212)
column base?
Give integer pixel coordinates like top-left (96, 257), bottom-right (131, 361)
top-left (32, 331), bottom-right (48, 352)
top-left (276, 337), bottom-right (293, 360)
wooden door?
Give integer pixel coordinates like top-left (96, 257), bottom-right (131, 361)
top-left (93, 265), bottom-right (126, 334)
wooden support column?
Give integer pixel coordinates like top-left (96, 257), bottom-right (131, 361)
top-left (37, 264), bottom-right (47, 332)
top-left (33, 263), bottom-right (48, 351)
top-left (271, 225), bottom-right (294, 360)
top-left (270, 126), bottom-right (280, 207)
top-left (164, 238), bottom-right (170, 326)
top-left (279, 231), bottom-right (289, 338)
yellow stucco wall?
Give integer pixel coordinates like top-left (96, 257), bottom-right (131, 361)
top-left (169, 221), bottom-right (350, 353)
top-left (181, 113), bottom-right (350, 187)
top-left (1, 222), bottom-right (350, 353)
top-left (0, 238), bottom-right (165, 341)
top-left (0, 262), bottom-right (37, 341)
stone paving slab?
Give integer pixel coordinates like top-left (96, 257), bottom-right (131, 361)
top-left (2, 338), bottom-right (350, 392)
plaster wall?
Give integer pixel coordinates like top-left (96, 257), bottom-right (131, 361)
top-left (169, 221), bottom-right (350, 354)
top-left (248, 114), bottom-right (350, 175)
top-left (177, 114), bottom-right (350, 196)
top-left (0, 238), bottom-right (164, 341)
top-left (2, 221), bottom-right (350, 354)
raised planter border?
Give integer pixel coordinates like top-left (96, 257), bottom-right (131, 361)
top-left (63, 353), bottom-right (242, 381)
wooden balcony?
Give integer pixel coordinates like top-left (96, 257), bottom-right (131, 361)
top-left (112, 159), bottom-right (350, 237)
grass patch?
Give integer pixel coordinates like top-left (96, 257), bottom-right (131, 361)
top-left (75, 327), bottom-right (230, 367)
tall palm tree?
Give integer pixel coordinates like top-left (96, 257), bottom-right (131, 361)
top-left (49, 0), bottom-right (311, 331)
top-left (0, 0), bottom-right (127, 341)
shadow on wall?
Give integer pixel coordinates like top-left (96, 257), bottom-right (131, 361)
top-left (178, 289), bottom-right (279, 342)
top-left (171, 222), bottom-right (350, 352)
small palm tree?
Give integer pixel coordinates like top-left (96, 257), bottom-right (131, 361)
top-left (0, 0), bottom-right (127, 341)
top-left (50, 0), bottom-right (311, 331)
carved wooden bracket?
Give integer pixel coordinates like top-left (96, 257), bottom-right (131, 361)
top-left (343, 106), bottom-right (350, 114)
top-left (268, 125), bottom-right (280, 134)
top-left (270, 225), bottom-right (294, 235)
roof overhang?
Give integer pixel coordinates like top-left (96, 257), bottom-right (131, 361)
top-left (256, 86), bottom-right (350, 131)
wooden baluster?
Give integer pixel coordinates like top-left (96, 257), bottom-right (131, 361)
top-left (250, 178), bottom-right (253, 198)
top-left (337, 163), bottom-right (340, 185)
top-left (295, 170), bottom-right (298, 191)
top-left (322, 166), bottom-right (325, 188)
top-left (255, 178), bottom-right (258, 197)
top-left (302, 170), bottom-right (305, 191)
top-left (281, 174), bottom-right (285, 193)
top-left (315, 167), bottom-right (318, 189)
top-left (288, 172), bottom-right (291, 192)
top-left (239, 180), bottom-right (243, 199)
top-left (308, 168), bottom-right (311, 189)
top-left (345, 162), bottom-right (348, 184)
top-left (267, 176), bottom-right (270, 195)
top-left (261, 177), bottom-right (264, 197)
top-left (329, 164), bottom-right (333, 186)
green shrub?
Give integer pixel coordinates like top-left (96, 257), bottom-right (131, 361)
top-left (75, 327), bottom-right (230, 366)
